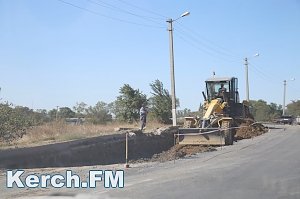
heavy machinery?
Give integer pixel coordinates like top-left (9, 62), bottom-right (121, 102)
top-left (178, 77), bottom-right (253, 146)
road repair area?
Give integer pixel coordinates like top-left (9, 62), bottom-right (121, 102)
top-left (2, 124), bottom-right (299, 199)
top-left (0, 123), bottom-right (265, 169)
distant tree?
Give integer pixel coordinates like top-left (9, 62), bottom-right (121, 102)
top-left (73, 102), bottom-right (87, 117)
top-left (58, 107), bottom-right (75, 118)
top-left (286, 100), bottom-right (300, 116)
top-left (249, 100), bottom-right (282, 121)
top-left (249, 100), bottom-right (271, 121)
top-left (86, 101), bottom-right (112, 124)
top-left (177, 108), bottom-right (192, 117)
top-left (35, 109), bottom-right (50, 123)
top-left (48, 108), bottom-right (58, 121)
top-left (113, 84), bottom-right (147, 123)
top-left (269, 103), bottom-right (282, 118)
top-left (149, 79), bottom-right (179, 124)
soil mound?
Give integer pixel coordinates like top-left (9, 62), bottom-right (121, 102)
top-left (151, 145), bottom-right (216, 162)
top-left (235, 122), bottom-right (268, 140)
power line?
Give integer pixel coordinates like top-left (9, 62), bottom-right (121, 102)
top-left (248, 66), bottom-right (278, 85)
top-left (57, 0), bottom-right (164, 29)
top-left (115, 0), bottom-right (167, 20)
top-left (248, 64), bottom-right (276, 82)
top-left (88, 0), bottom-right (165, 27)
top-left (176, 22), bottom-right (242, 60)
top-left (248, 64), bottom-right (300, 97)
top-left (174, 29), bottom-right (217, 58)
top-left (174, 28), bottom-right (240, 64)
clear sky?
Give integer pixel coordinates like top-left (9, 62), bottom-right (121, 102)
top-left (0, 0), bottom-right (299, 111)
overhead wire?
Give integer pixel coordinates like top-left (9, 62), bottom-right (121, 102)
top-left (57, 0), bottom-right (298, 101)
top-left (174, 27), bottom-right (241, 64)
top-left (174, 21), bottom-right (297, 102)
top-left (115, 0), bottom-right (167, 20)
top-left (248, 66), bottom-right (278, 85)
top-left (57, 0), bottom-right (165, 29)
top-left (176, 22), bottom-right (243, 60)
top-left (248, 63), bottom-right (280, 85)
top-left (248, 64), bottom-right (300, 100)
top-left (87, 0), bottom-right (165, 27)
top-left (174, 29), bottom-right (218, 58)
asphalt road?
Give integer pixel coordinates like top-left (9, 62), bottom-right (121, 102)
top-left (1, 125), bottom-right (300, 199)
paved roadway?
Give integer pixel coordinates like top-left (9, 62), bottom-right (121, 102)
top-left (1, 125), bottom-right (300, 199)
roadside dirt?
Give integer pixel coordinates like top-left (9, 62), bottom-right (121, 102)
top-left (0, 123), bottom-right (268, 169)
top-left (150, 145), bottom-right (216, 162)
top-left (235, 122), bottom-right (268, 140)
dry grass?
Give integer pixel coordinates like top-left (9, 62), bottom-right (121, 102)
top-left (0, 121), bottom-right (169, 149)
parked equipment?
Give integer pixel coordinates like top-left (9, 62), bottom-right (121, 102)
top-left (178, 77), bottom-right (253, 146)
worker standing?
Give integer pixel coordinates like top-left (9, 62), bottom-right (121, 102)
top-left (140, 104), bottom-right (148, 130)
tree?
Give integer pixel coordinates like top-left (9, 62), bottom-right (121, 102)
top-left (149, 79), bottom-right (179, 124)
top-left (58, 107), bottom-right (75, 118)
top-left (269, 103), bottom-right (282, 118)
top-left (113, 84), bottom-right (147, 123)
top-left (86, 101), bottom-right (112, 124)
top-left (249, 100), bottom-right (282, 121)
top-left (177, 108), bottom-right (192, 117)
top-left (14, 106), bottom-right (48, 125)
top-left (286, 100), bottom-right (300, 116)
top-left (73, 102), bottom-right (87, 117)
top-left (48, 108), bottom-right (58, 121)
top-left (249, 100), bottom-right (271, 121)
top-left (0, 103), bottom-right (31, 142)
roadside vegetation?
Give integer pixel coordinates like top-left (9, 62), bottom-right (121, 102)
top-left (1, 79), bottom-right (299, 147)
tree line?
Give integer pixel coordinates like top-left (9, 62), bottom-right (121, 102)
top-left (0, 80), bottom-right (176, 141)
top-left (1, 79), bottom-right (299, 142)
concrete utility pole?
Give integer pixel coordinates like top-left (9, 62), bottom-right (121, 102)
top-left (244, 58), bottom-right (249, 102)
top-left (166, 11), bottom-right (190, 126)
top-left (244, 53), bottom-right (259, 102)
top-left (167, 18), bottom-right (176, 127)
top-left (283, 80), bottom-right (287, 116)
top-left (283, 78), bottom-right (295, 116)
top-left (56, 106), bottom-right (59, 121)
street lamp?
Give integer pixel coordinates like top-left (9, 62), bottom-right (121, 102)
top-left (283, 78), bottom-right (295, 116)
top-left (244, 53), bottom-right (259, 101)
top-left (166, 11), bottom-right (190, 126)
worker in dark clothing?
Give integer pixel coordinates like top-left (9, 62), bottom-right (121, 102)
top-left (140, 104), bottom-right (148, 130)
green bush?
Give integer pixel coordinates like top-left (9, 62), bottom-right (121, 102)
top-left (0, 103), bottom-right (31, 142)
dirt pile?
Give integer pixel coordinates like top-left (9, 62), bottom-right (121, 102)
top-left (130, 145), bottom-right (215, 163)
top-left (151, 145), bottom-right (216, 162)
top-left (235, 122), bottom-right (268, 140)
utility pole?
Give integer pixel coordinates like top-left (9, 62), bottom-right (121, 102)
top-left (56, 106), bottom-right (59, 121)
top-left (245, 57), bottom-right (249, 102)
top-left (283, 80), bottom-right (286, 116)
top-left (244, 53), bottom-right (259, 102)
top-left (283, 78), bottom-right (295, 116)
top-left (166, 11), bottom-right (190, 126)
top-left (167, 18), bottom-right (177, 126)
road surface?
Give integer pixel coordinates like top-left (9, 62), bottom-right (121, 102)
top-left (1, 125), bottom-right (300, 199)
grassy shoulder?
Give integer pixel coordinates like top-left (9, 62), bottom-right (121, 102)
top-left (0, 121), bottom-right (169, 150)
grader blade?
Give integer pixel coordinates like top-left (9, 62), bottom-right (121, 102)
top-left (177, 128), bottom-right (225, 146)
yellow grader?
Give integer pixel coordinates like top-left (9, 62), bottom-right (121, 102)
top-left (178, 77), bottom-right (253, 146)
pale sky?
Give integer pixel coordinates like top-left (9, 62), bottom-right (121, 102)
top-left (0, 0), bottom-right (299, 111)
